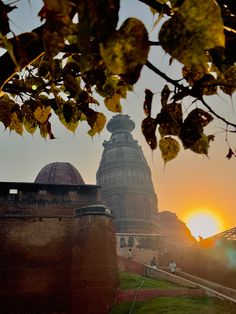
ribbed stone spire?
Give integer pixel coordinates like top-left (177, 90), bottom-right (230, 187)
top-left (96, 114), bottom-right (159, 234)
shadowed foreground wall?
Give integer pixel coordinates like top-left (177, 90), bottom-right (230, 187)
top-left (0, 207), bottom-right (119, 314)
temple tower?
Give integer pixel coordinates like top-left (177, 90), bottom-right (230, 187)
top-left (96, 114), bottom-right (159, 234)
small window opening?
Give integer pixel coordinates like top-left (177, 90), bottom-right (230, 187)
top-left (9, 189), bottom-right (18, 194)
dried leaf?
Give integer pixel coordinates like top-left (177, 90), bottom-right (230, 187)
top-left (87, 112), bottom-right (106, 136)
top-left (226, 148), bottom-right (235, 160)
top-left (180, 108), bottom-right (213, 149)
top-left (141, 116), bottom-right (157, 150)
top-left (0, 1), bottom-right (17, 35)
top-left (195, 74), bottom-right (218, 96)
top-left (34, 106), bottom-right (51, 124)
top-left (158, 102), bottom-right (183, 137)
top-left (220, 65), bottom-right (236, 95)
top-left (161, 85), bottom-right (171, 107)
top-left (182, 64), bottom-right (209, 86)
top-left (189, 134), bottom-right (214, 155)
top-left (143, 89), bottom-right (153, 117)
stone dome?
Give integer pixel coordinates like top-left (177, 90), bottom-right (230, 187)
top-left (35, 162), bottom-right (85, 185)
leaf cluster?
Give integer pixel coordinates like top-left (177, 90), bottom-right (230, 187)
top-left (0, 0), bottom-right (145, 138)
top-left (0, 0), bottom-right (235, 161)
top-left (142, 86), bottom-right (215, 163)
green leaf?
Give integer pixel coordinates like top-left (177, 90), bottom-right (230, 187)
top-left (100, 18), bottom-right (149, 78)
top-left (159, 137), bottom-right (180, 163)
top-left (159, 0), bottom-right (225, 66)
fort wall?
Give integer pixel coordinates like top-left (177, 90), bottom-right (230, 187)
top-left (0, 181), bottom-right (118, 314)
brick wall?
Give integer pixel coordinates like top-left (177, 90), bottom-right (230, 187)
top-left (0, 211), bottom-right (118, 313)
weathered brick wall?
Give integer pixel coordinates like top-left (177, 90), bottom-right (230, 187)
top-left (0, 212), bottom-right (119, 314)
top-left (71, 214), bottom-right (119, 314)
top-left (0, 182), bottom-right (101, 217)
top-left (0, 217), bottom-right (72, 313)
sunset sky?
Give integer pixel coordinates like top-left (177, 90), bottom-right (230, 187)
top-left (0, 0), bottom-right (235, 239)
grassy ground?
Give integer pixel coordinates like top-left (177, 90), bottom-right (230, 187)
top-left (119, 271), bottom-right (184, 290)
top-left (111, 296), bottom-right (236, 314)
top-left (111, 271), bottom-right (236, 313)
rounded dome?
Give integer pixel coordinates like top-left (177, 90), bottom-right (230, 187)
top-left (35, 162), bottom-right (85, 185)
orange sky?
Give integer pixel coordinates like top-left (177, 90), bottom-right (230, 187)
top-left (0, 0), bottom-right (235, 236)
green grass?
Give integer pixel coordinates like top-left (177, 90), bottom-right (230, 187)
top-left (111, 296), bottom-right (236, 314)
top-left (119, 271), bottom-right (185, 290)
top-left (112, 272), bottom-right (236, 313)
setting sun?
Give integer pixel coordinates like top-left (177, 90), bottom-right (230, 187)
top-left (185, 210), bottom-right (223, 240)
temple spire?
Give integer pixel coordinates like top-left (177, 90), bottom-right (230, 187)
top-left (96, 114), bottom-right (159, 234)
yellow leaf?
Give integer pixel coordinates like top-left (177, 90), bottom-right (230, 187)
top-left (159, 137), bottom-right (180, 163)
top-left (104, 94), bottom-right (122, 112)
top-left (88, 112), bottom-right (106, 137)
top-left (34, 106), bottom-right (51, 124)
top-left (39, 123), bottom-right (48, 138)
top-left (9, 112), bottom-right (23, 135)
top-left (23, 117), bottom-right (37, 135)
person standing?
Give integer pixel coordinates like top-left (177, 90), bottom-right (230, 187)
top-left (169, 260), bottom-right (177, 274)
top-left (151, 256), bottom-right (157, 269)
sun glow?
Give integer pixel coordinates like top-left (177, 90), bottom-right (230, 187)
top-left (185, 210), bottom-right (223, 240)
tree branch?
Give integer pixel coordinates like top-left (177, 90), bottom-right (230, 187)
top-left (148, 41), bottom-right (161, 46)
top-left (145, 60), bottom-right (236, 130)
top-left (138, 0), bottom-right (171, 16)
